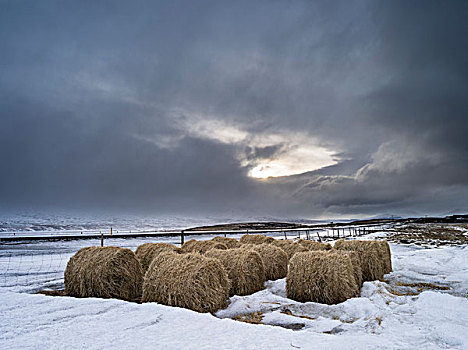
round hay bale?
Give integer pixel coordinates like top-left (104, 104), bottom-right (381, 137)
top-left (135, 243), bottom-right (181, 272)
top-left (376, 240), bottom-right (392, 274)
top-left (286, 251), bottom-right (359, 304)
top-left (205, 248), bottom-right (266, 296)
top-left (334, 240), bottom-right (385, 281)
top-left (242, 243), bottom-right (288, 280)
top-left (336, 250), bottom-right (363, 288)
top-left (297, 239), bottom-right (332, 251)
top-left (239, 234), bottom-right (274, 245)
top-left (271, 240), bottom-right (308, 260)
top-left (181, 239), bottom-right (228, 254)
top-left (141, 251), bottom-right (230, 313)
top-left (65, 246), bottom-right (143, 301)
top-left (211, 236), bottom-right (241, 249)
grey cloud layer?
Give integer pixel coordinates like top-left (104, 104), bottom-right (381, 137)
top-left (1, 0), bottom-right (467, 217)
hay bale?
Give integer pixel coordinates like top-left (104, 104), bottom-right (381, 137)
top-left (271, 240), bottom-right (308, 260)
top-left (242, 243), bottom-right (288, 280)
top-left (181, 239), bottom-right (228, 254)
top-left (334, 240), bottom-right (386, 281)
top-left (135, 243), bottom-right (181, 272)
top-left (376, 240), bottom-right (392, 274)
top-left (65, 246), bottom-right (143, 301)
top-left (211, 236), bottom-right (241, 249)
top-left (205, 248), bottom-right (266, 296)
top-left (336, 250), bottom-right (363, 288)
top-left (286, 251), bottom-right (359, 304)
top-left (142, 251), bottom-right (230, 313)
top-left (297, 239), bottom-right (332, 251)
top-left (239, 234), bottom-right (274, 245)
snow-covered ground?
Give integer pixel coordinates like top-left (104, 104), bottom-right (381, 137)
top-left (1, 235), bottom-right (467, 349)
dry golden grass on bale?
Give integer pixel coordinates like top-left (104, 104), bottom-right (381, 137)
top-left (205, 248), bottom-right (266, 296)
top-left (335, 250), bottom-right (363, 288)
top-left (135, 243), bottom-right (181, 272)
top-left (211, 236), bottom-right (241, 249)
top-left (286, 251), bottom-right (359, 304)
top-left (334, 239), bottom-right (387, 281)
top-left (375, 240), bottom-right (392, 274)
top-left (141, 251), bottom-right (230, 313)
top-left (65, 246), bottom-right (143, 301)
top-left (239, 234), bottom-right (274, 245)
top-left (271, 240), bottom-right (309, 260)
top-left (241, 243), bottom-right (288, 280)
top-left (181, 239), bottom-right (228, 254)
top-left (297, 239), bottom-right (332, 251)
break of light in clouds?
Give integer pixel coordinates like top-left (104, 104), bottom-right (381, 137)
top-left (170, 111), bottom-right (338, 178)
top-left (0, 0), bottom-right (467, 218)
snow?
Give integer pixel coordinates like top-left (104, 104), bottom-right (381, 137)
top-left (1, 237), bottom-right (468, 349)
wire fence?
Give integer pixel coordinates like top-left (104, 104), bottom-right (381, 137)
top-left (0, 224), bottom-right (389, 293)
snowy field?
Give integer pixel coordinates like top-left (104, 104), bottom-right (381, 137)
top-left (1, 232), bottom-right (467, 349)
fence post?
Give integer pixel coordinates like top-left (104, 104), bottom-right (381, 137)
top-left (100, 233), bottom-right (104, 247)
top-left (284, 230), bottom-right (287, 240)
top-left (317, 232), bottom-right (321, 242)
top-left (181, 230), bottom-right (185, 246)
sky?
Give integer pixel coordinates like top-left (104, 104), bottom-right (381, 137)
top-left (1, 0), bottom-right (467, 219)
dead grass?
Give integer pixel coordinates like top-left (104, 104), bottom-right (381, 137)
top-left (211, 236), bottom-right (241, 249)
top-left (205, 248), bottom-right (266, 296)
top-left (271, 240), bottom-right (309, 261)
top-left (334, 240), bottom-right (386, 281)
top-left (141, 251), bottom-right (230, 313)
top-left (297, 239), bottom-right (332, 251)
top-left (181, 239), bottom-right (228, 254)
top-left (336, 250), bottom-right (363, 288)
top-left (64, 246), bottom-right (143, 301)
top-left (239, 234), bottom-right (275, 245)
top-left (286, 251), bottom-right (359, 304)
top-left (135, 243), bottom-right (181, 272)
top-left (233, 312), bottom-right (264, 324)
top-left (37, 289), bottom-right (67, 297)
top-left (395, 281), bottom-right (450, 290)
top-left (241, 243), bottom-right (288, 280)
top-left (387, 224), bottom-right (468, 246)
top-left (281, 309), bottom-right (317, 320)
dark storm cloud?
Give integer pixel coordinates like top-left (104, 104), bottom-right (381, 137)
top-left (0, 0), bottom-right (467, 217)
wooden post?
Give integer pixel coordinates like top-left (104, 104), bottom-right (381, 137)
top-left (284, 230), bottom-right (287, 240)
top-left (181, 230), bottom-right (185, 246)
top-left (110, 227), bottom-right (113, 236)
top-left (317, 232), bottom-right (321, 242)
top-left (100, 233), bottom-right (104, 247)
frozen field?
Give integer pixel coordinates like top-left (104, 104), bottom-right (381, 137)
top-left (1, 231), bottom-right (467, 349)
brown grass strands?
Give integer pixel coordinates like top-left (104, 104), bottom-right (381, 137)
top-left (181, 239), bottom-right (228, 254)
top-left (297, 239), bottom-right (332, 251)
top-left (205, 248), bottom-right (266, 296)
top-left (239, 234), bottom-right (274, 245)
top-left (65, 246), bottom-right (143, 301)
top-left (211, 236), bottom-right (241, 249)
top-left (241, 243), bottom-right (288, 280)
top-left (335, 250), bottom-right (363, 288)
top-left (271, 240), bottom-right (309, 260)
top-left (135, 243), bottom-right (181, 272)
top-left (286, 251), bottom-right (359, 304)
top-left (376, 240), bottom-right (392, 274)
top-left (334, 240), bottom-right (386, 281)
top-left (141, 251), bottom-right (230, 313)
